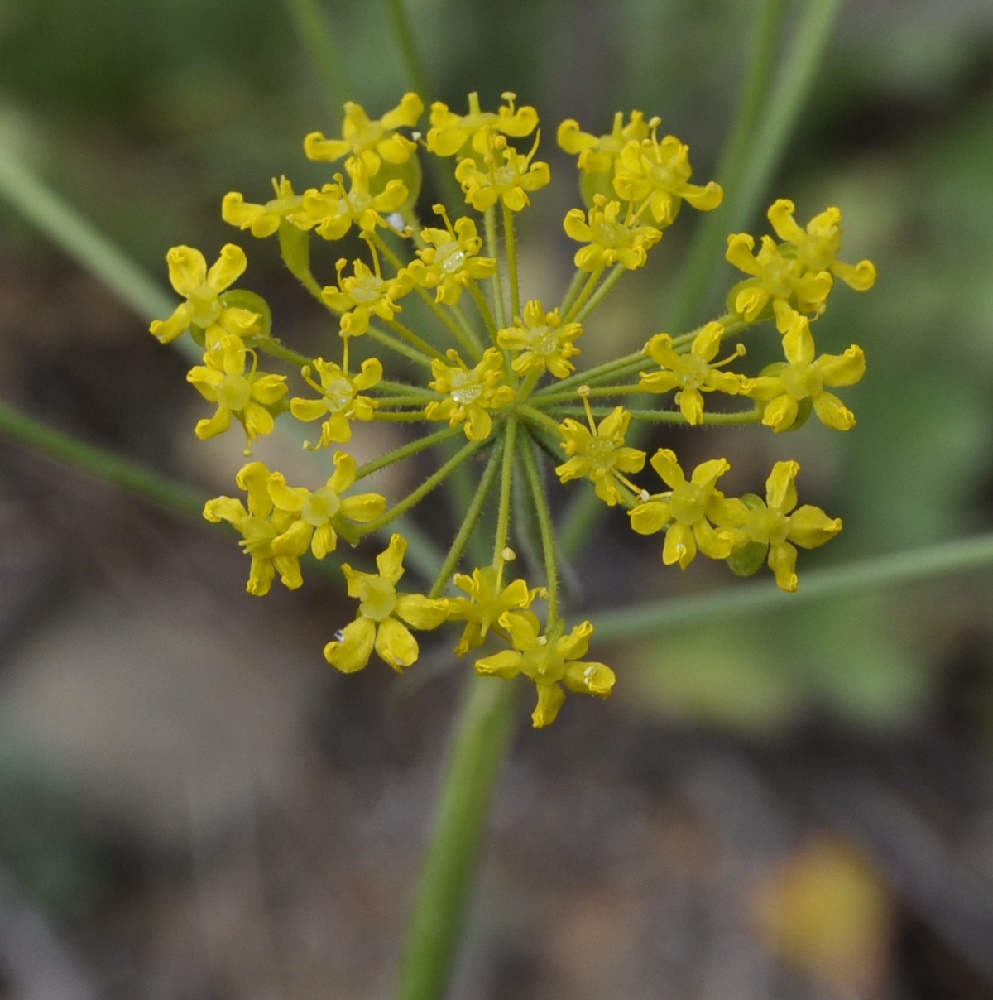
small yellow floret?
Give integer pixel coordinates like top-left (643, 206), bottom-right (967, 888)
top-left (304, 93), bottom-right (424, 177)
top-left (151, 244), bottom-right (259, 347)
top-left (426, 348), bottom-right (515, 440)
top-left (555, 404), bottom-right (646, 507)
top-left (323, 534), bottom-right (449, 673)
top-left (474, 613), bottom-right (615, 728)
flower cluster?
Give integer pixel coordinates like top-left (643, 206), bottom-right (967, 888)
top-left (151, 92), bottom-right (875, 727)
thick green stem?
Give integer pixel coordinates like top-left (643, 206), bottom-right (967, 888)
top-left (382, 0), bottom-right (462, 211)
top-left (592, 532), bottom-right (993, 638)
top-left (667, 0), bottom-right (787, 331)
top-left (283, 0), bottom-right (349, 125)
top-left (0, 398), bottom-right (206, 520)
top-left (397, 674), bottom-right (517, 1000)
top-left (0, 148), bottom-right (185, 347)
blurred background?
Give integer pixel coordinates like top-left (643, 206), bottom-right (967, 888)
top-left (1, 0), bottom-right (993, 997)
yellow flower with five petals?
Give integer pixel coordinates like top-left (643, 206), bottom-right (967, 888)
top-left (150, 244), bottom-right (259, 347)
top-left (629, 449), bottom-right (744, 568)
top-left (640, 321), bottom-right (747, 425)
top-left (324, 534), bottom-right (450, 673)
top-left (555, 402), bottom-right (646, 507)
top-left (304, 93), bottom-right (424, 177)
top-left (186, 339), bottom-right (287, 451)
top-left (736, 460), bottom-right (842, 592)
top-left (474, 613), bottom-right (615, 728)
top-left (745, 311), bottom-right (865, 432)
top-left (267, 452), bottom-right (386, 559)
top-left (426, 348), bottom-right (515, 440)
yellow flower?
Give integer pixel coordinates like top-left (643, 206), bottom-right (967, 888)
top-left (426, 348), bottom-right (515, 440)
top-left (267, 452), bottom-right (386, 559)
top-left (150, 244), bottom-right (259, 347)
top-left (406, 207), bottom-right (497, 305)
top-left (304, 93), bottom-right (424, 176)
top-left (726, 201), bottom-right (875, 322)
top-left (426, 92), bottom-right (538, 158)
top-left (203, 461), bottom-right (304, 596)
top-left (639, 321), bottom-right (747, 425)
top-left (186, 339), bottom-right (287, 452)
top-left (555, 403), bottom-right (646, 507)
top-left (322, 255), bottom-right (414, 337)
top-left (745, 311), bottom-right (865, 432)
top-left (726, 233), bottom-right (834, 322)
top-left (455, 135), bottom-right (550, 213)
top-left (613, 123), bottom-right (723, 226)
top-left (221, 177), bottom-right (310, 239)
top-left (289, 356), bottom-right (382, 447)
top-left (324, 534), bottom-right (449, 673)
top-left (446, 566), bottom-right (545, 656)
top-left (497, 299), bottom-right (583, 378)
top-left (739, 461), bottom-right (842, 592)
top-left (767, 200), bottom-right (877, 292)
top-left (557, 110), bottom-right (651, 175)
top-left (474, 613), bottom-right (615, 728)
top-left (629, 449), bottom-right (744, 568)
top-left (302, 170), bottom-right (409, 242)
top-left (563, 195), bottom-right (663, 272)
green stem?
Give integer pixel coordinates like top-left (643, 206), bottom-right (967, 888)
top-left (362, 435), bottom-right (488, 533)
top-left (427, 437), bottom-right (505, 598)
top-left (573, 263), bottom-right (626, 325)
top-left (387, 318), bottom-right (446, 361)
top-left (561, 267), bottom-right (603, 324)
top-left (729, 0), bottom-right (843, 241)
top-left (0, 147), bottom-right (190, 354)
top-left (484, 207), bottom-right (506, 330)
top-left (366, 326), bottom-right (438, 369)
top-left (592, 532), bottom-right (993, 638)
top-left (448, 300), bottom-right (487, 358)
top-left (468, 283), bottom-right (498, 341)
top-left (383, 0), bottom-right (431, 102)
top-left (256, 338), bottom-right (313, 370)
top-left (502, 203), bottom-right (521, 321)
top-left (397, 673), bottom-right (517, 1000)
top-left (382, 0), bottom-right (462, 212)
top-left (518, 431), bottom-right (560, 624)
top-left (515, 403), bottom-right (564, 442)
top-left (283, 0), bottom-right (349, 125)
top-left (493, 416), bottom-right (518, 565)
top-left (628, 407), bottom-right (762, 426)
top-left (557, 267), bottom-right (588, 318)
top-left (353, 424), bottom-right (462, 481)
top-left (667, 0), bottom-right (787, 332)
top-left (0, 398), bottom-right (207, 520)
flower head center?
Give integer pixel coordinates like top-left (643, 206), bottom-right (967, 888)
top-left (450, 370), bottom-right (483, 405)
top-left (668, 482), bottom-right (707, 523)
top-left (359, 576), bottom-right (398, 621)
top-left (188, 285), bottom-right (222, 328)
top-left (350, 275), bottom-right (385, 304)
top-left (437, 241), bottom-right (466, 274)
top-left (303, 487), bottom-right (342, 525)
top-left (219, 373), bottom-right (252, 410)
top-left (324, 375), bottom-right (355, 410)
top-left (674, 352), bottom-right (709, 387)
